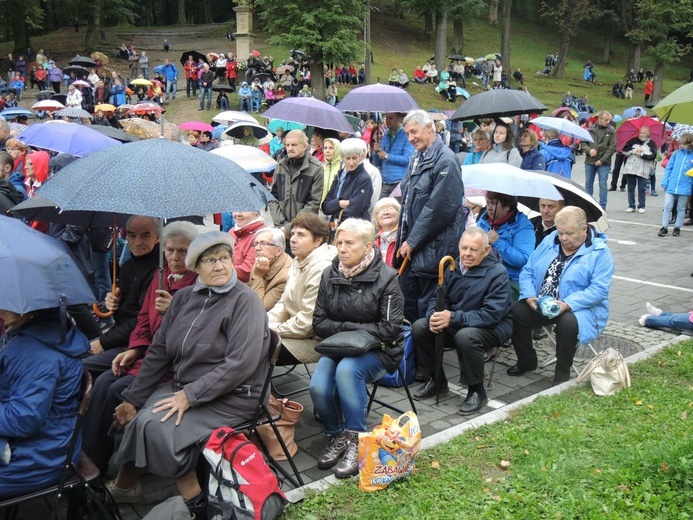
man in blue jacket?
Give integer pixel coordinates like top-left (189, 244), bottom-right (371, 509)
top-left (508, 207), bottom-right (614, 385)
top-left (160, 58), bottom-right (178, 102)
top-left (412, 228), bottom-right (512, 415)
top-left (372, 112), bottom-right (415, 198)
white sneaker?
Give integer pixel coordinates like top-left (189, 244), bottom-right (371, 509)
top-left (646, 302), bottom-right (663, 316)
top-left (626, 207), bottom-right (635, 213)
top-left (639, 314), bottom-right (649, 327)
top-left (638, 208), bottom-right (646, 213)
top-left (105, 480), bottom-right (142, 504)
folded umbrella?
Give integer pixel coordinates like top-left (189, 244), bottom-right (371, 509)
top-left (616, 116), bottom-right (666, 152)
top-left (529, 116), bottom-right (593, 142)
top-left (434, 257), bottom-right (456, 405)
top-left (17, 121), bottom-right (121, 157)
top-left (452, 89), bottom-right (547, 121)
top-left (264, 97), bottom-right (354, 134)
top-left (337, 83), bottom-right (419, 113)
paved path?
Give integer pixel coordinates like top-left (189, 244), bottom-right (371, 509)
top-left (12, 155), bottom-right (692, 519)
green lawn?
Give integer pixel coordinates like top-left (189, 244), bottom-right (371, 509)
top-left (284, 343), bottom-right (693, 519)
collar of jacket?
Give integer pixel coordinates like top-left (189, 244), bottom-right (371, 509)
top-left (265, 252), bottom-right (291, 279)
top-left (328, 248), bottom-right (382, 284)
top-left (193, 269), bottom-right (238, 294)
top-left (414, 136), bottom-right (445, 169)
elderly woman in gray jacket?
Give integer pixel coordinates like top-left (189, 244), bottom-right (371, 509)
top-left (622, 126), bottom-right (656, 213)
top-left (310, 218), bottom-right (404, 480)
top-left (107, 232), bottom-right (270, 517)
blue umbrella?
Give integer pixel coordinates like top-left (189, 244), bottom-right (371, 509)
top-left (17, 122), bottom-right (121, 157)
top-left (212, 124), bottom-right (228, 140)
top-left (263, 97), bottom-right (354, 134)
top-left (456, 87), bottom-right (471, 100)
top-left (612, 114), bottom-right (623, 123)
top-left (38, 138), bottom-right (273, 218)
top-left (0, 215), bottom-right (95, 314)
top-left (1, 108), bottom-right (34, 119)
top-left (623, 106), bottom-right (647, 119)
top-left (266, 119), bottom-right (304, 134)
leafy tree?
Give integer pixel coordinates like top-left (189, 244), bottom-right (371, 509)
top-left (255, 0), bottom-right (366, 101)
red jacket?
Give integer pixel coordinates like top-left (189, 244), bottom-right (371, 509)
top-left (374, 230), bottom-right (397, 267)
top-left (229, 220), bottom-right (267, 283)
top-left (184, 60), bottom-right (197, 80)
top-left (126, 267), bottom-right (198, 377)
top-left (226, 60), bottom-right (237, 79)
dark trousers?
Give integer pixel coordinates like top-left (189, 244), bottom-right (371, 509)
top-left (83, 347), bottom-right (123, 380)
top-left (380, 182), bottom-right (400, 199)
top-left (510, 300), bottom-right (579, 383)
top-left (610, 153), bottom-right (626, 189)
top-left (68, 304), bottom-right (101, 340)
top-left (400, 271), bottom-right (437, 324)
top-left (82, 372), bottom-right (134, 470)
top-left (186, 77), bottom-right (197, 97)
top-left (413, 319), bottom-right (500, 386)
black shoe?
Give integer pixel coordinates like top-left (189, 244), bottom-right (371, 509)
top-left (620, 186), bottom-right (626, 192)
top-left (317, 432), bottom-right (350, 470)
top-left (532, 328), bottom-right (548, 340)
top-left (333, 432), bottom-right (359, 479)
top-left (673, 228), bottom-right (681, 237)
top-left (507, 364), bottom-right (536, 376)
top-left (658, 227), bottom-right (668, 237)
top-left (670, 216), bottom-right (676, 225)
top-left (459, 391), bottom-right (489, 415)
top-left (608, 186), bottom-right (617, 192)
top-left (414, 378), bottom-right (448, 400)
top-left (414, 369), bottom-right (431, 382)
top-left (684, 219), bottom-right (693, 226)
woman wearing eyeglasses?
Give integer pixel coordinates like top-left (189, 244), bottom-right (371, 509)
top-left (248, 227), bottom-right (293, 310)
top-left (227, 210), bottom-right (266, 283)
top-left (107, 231), bottom-right (270, 517)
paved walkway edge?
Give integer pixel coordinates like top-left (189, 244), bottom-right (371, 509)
top-left (284, 335), bottom-right (689, 504)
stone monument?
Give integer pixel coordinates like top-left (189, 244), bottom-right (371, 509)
top-left (234, 0), bottom-right (255, 61)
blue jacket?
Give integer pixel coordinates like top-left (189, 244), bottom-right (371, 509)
top-left (425, 249), bottom-right (513, 343)
top-left (322, 162), bottom-right (373, 221)
top-left (477, 210), bottom-right (534, 282)
top-left (371, 127), bottom-right (415, 184)
top-left (397, 137), bottom-right (469, 277)
top-left (0, 316), bottom-right (90, 498)
top-left (463, 150), bottom-right (484, 165)
top-left (520, 228), bottom-right (614, 345)
top-left (541, 139), bottom-right (574, 178)
top-left (520, 147), bottom-right (545, 171)
top-left (161, 63), bottom-right (178, 82)
top-left (8, 171), bottom-right (26, 198)
top-left (661, 148), bottom-right (693, 196)
top-left (238, 83), bottom-right (252, 100)
top-left (109, 83), bottom-right (126, 106)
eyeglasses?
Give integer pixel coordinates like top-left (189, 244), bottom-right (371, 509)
top-left (199, 255), bottom-right (232, 266)
top-left (252, 240), bottom-right (279, 248)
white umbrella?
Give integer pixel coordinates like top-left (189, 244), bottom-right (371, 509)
top-left (529, 116), bottom-right (593, 142)
top-left (462, 163), bottom-right (563, 201)
top-left (211, 144), bottom-right (277, 173)
top-left (223, 120), bottom-right (273, 145)
top-left (213, 110), bottom-right (257, 125)
top-left (31, 99), bottom-right (66, 112)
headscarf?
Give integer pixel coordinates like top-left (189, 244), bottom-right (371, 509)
top-left (321, 137), bottom-right (342, 201)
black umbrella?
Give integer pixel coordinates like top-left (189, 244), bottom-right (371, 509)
top-left (179, 50), bottom-right (208, 66)
top-left (434, 256), bottom-right (456, 404)
top-left (252, 72), bottom-right (273, 83)
top-left (451, 89), bottom-right (547, 121)
top-left (212, 84), bottom-right (234, 92)
top-left (36, 89), bottom-right (56, 99)
top-left (64, 65), bottom-right (90, 78)
top-left (52, 94), bottom-right (67, 106)
top-left (88, 124), bottom-right (141, 143)
top-left (448, 54), bottom-right (465, 61)
top-left (68, 56), bottom-right (97, 68)
top-left (290, 49), bottom-right (305, 56)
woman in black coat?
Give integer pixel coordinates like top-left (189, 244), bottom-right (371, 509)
top-left (310, 218), bottom-right (403, 479)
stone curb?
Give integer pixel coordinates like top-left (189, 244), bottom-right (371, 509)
top-left (284, 334), bottom-right (690, 504)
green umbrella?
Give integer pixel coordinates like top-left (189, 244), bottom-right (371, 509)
top-left (652, 82), bottom-right (693, 124)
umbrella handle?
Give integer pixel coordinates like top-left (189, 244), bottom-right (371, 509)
top-left (92, 221), bottom-right (118, 319)
top-left (397, 255), bottom-right (409, 276)
top-left (437, 256), bottom-right (456, 285)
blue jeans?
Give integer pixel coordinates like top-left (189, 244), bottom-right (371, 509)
top-left (662, 193), bottom-right (689, 229)
top-left (218, 97), bottom-right (229, 110)
top-left (626, 175), bottom-right (646, 209)
top-left (239, 98), bottom-right (250, 111)
top-left (199, 87), bottom-right (212, 109)
top-left (645, 312), bottom-right (693, 329)
top-left (584, 163), bottom-right (610, 209)
top-left (165, 79), bottom-right (176, 100)
top-left (309, 352), bottom-right (387, 434)
top-left (90, 251), bottom-right (111, 301)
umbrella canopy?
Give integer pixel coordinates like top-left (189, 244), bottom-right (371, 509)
top-left (90, 52), bottom-right (109, 65)
top-left (266, 119), bottom-right (305, 134)
top-left (211, 144), bottom-right (278, 173)
top-left (179, 121), bottom-right (215, 132)
top-left (448, 54), bottom-right (465, 61)
top-left (68, 56), bottom-right (97, 68)
top-left (17, 121), bottom-right (121, 157)
top-left (529, 116), bottom-right (593, 142)
top-left (652, 82), bottom-right (693, 124)
top-left (88, 125), bottom-right (140, 143)
top-left (64, 65), bottom-right (90, 77)
top-left (224, 121), bottom-right (272, 143)
top-left (31, 100), bottom-right (65, 111)
top-left (452, 90), bottom-right (547, 121)
top-left (130, 78), bottom-right (153, 86)
top-left (120, 118), bottom-right (162, 139)
top-left (551, 107), bottom-right (578, 120)
top-left (38, 139), bottom-right (273, 218)
top-left (52, 94), bottom-right (67, 106)
top-left (213, 111), bottom-right (257, 125)
top-left (251, 50), bottom-right (261, 58)
top-left (11, 195), bottom-right (131, 228)
top-left (212, 125), bottom-right (228, 140)
top-left (94, 103), bottom-right (116, 113)
top-left (428, 111), bottom-right (448, 121)
top-left (672, 124), bottom-right (693, 141)
top-left (464, 57), bottom-right (475, 65)
top-left (72, 80), bottom-right (91, 88)
top-left (275, 65), bottom-right (294, 75)
top-left (1, 108), bottom-right (34, 119)
top-left (337, 83), bottom-right (418, 113)
top-left (55, 107), bottom-right (92, 119)
top-left (622, 106), bottom-right (647, 119)
top-left (264, 97), bottom-right (354, 134)
top-left (207, 52), bottom-right (219, 62)
top-left (212, 84), bottom-right (234, 92)
top-left (127, 102), bottom-right (165, 116)
top-left (462, 163), bottom-right (563, 200)
top-left (615, 116), bottom-right (666, 152)
top-left (251, 72), bottom-right (273, 83)
top-left (36, 89), bottom-right (57, 99)
top-left (522, 171), bottom-right (609, 231)
top-left (179, 50), bottom-right (208, 66)
top-left (0, 214), bottom-right (96, 314)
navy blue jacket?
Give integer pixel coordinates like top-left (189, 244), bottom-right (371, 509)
top-left (321, 162), bottom-right (374, 221)
top-left (520, 147), bottom-right (545, 171)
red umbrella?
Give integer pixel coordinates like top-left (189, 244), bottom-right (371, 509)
top-left (251, 50), bottom-right (261, 57)
top-left (179, 121), bottom-right (214, 132)
top-left (127, 102), bottom-right (165, 116)
top-left (616, 116), bottom-right (666, 152)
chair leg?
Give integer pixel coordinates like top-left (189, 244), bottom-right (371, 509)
top-left (487, 354), bottom-right (498, 390)
top-left (367, 367), bottom-right (417, 416)
top-left (252, 409), bottom-right (304, 488)
top-left (272, 364), bottom-right (312, 398)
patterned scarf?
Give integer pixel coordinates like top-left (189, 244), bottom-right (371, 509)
top-left (339, 247), bottom-right (375, 280)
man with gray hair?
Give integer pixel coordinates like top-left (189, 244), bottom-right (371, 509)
top-left (0, 119), bottom-right (10, 152)
top-left (396, 109), bottom-right (469, 323)
top-left (580, 111), bottom-right (616, 210)
top-left (412, 227), bottom-right (512, 415)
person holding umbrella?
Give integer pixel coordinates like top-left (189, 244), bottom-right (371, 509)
top-left (621, 126), bottom-right (657, 214)
top-left (411, 227), bottom-right (512, 414)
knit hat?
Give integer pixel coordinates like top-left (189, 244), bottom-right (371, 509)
top-left (185, 231), bottom-right (235, 270)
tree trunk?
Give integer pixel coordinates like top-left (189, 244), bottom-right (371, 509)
top-left (552, 3), bottom-right (574, 79)
top-left (452, 16), bottom-right (464, 55)
top-left (178, 0), bottom-right (186, 24)
top-left (500, 0), bottom-right (512, 73)
top-left (9, 0), bottom-right (29, 54)
top-left (364, 0), bottom-right (372, 84)
top-left (393, 0), bottom-right (403, 19)
top-left (434, 8), bottom-right (448, 74)
top-left (489, 0), bottom-right (499, 24)
top-left (424, 12), bottom-right (433, 38)
top-left (602, 28), bottom-right (612, 64)
top-left (652, 62), bottom-right (665, 104)
top-left (84, 0), bottom-right (102, 54)
top-left (203, 0), bottom-right (212, 24)
top-left (626, 42), bottom-right (641, 76)
top-left (311, 59), bottom-right (326, 102)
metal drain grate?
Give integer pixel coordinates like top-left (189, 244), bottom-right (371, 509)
top-left (575, 334), bottom-right (644, 360)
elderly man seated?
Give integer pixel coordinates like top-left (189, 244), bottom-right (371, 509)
top-left (508, 207), bottom-right (614, 385)
top-left (412, 227), bottom-right (513, 415)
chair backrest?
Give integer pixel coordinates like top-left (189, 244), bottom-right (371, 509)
top-left (267, 329), bottom-right (282, 368)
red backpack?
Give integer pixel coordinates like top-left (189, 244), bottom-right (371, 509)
top-left (203, 427), bottom-right (287, 520)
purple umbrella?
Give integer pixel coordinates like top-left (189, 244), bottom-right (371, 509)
top-left (18, 121), bottom-right (121, 157)
top-left (337, 83), bottom-right (419, 113)
top-left (263, 97), bottom-right (354, 134)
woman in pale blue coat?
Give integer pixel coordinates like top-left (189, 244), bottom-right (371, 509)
top-left (659, 133), bottom-right (693, 236)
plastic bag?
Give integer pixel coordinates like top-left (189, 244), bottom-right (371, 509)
top-left (358, 411), bottom-right (421, 492)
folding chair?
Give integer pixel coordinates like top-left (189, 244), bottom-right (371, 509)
top-left (540, 325), bottom-right (598, 376)
top-left (366, 366), bottom-right (418, 416)
top-left (271, 359), bottom-right (313, 398)
top-left (0, 371), bottom-right (106, 520)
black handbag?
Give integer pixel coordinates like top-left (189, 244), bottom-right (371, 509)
top-left (314, 330), bottom-right (383, 358)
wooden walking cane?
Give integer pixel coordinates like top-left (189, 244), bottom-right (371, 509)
top-left (92, 215), bottom-right (118, 319)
